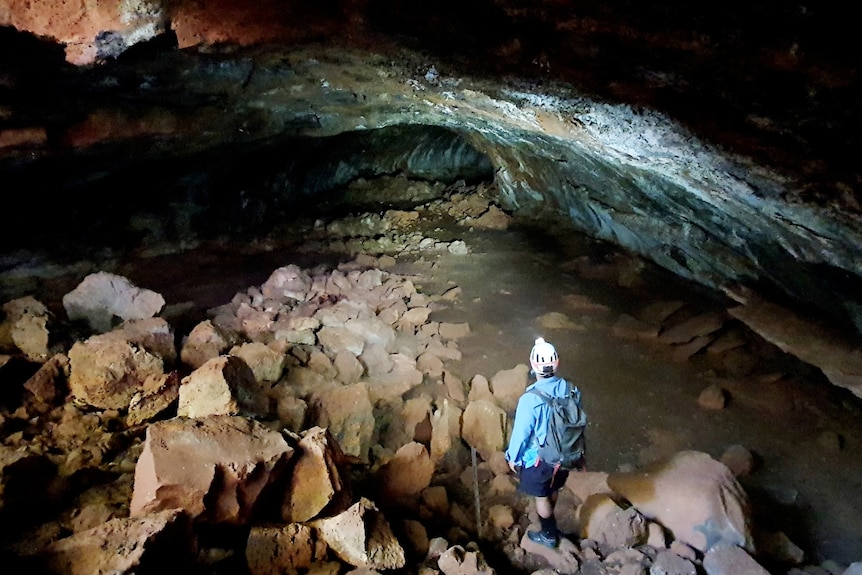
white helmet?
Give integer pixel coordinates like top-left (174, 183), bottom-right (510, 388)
top-left (530, 337), bottom-right (559, 377)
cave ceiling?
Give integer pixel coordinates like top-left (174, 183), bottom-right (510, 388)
top-left (1, 1), bottom-right (861, 389)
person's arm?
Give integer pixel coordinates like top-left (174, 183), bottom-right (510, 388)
top-left (505, 395), bottom-right (536, 471)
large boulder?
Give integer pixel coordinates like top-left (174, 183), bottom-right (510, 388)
top-left (130, 415), bottom-right (294, 525)
top-left (62, 272), bottom-right (165, 333)
top-left (280, 427), bottom-right (351, 523)
top-left (608, 450), bottom-right (753, 553)
top-left (461, 399), bottom-right (507, 462)
top-left (177, 355), bottom-right (267, 418)
top-left (68, 333), bottom-right (164, 410)
top-left (40, 509), bottom-right (194, 575)
top-left (309, 382), bottom-right (375, 462)
top-left (311, 497), bottom-right (406, 570)
top-left (373, 442), bottom-right (435, 503)
top-left (180, 319), bottom-right (240, 370)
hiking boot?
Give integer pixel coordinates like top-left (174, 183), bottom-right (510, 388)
top-left (527, 530), bottom-right (558, 549)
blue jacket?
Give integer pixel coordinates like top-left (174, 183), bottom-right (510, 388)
top-left (505, 375), bottom-right (570, 468)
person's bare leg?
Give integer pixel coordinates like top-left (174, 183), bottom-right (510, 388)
top-left (535, 496), bottom-right (553, 519)
top-left (530, 495), bottom-right (559, 547)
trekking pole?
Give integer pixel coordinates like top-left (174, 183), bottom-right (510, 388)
top-left (471, 446), bottom-right (482, 539)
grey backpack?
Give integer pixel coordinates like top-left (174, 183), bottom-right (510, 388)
top-left (529, 381), bottom-right (587, 469)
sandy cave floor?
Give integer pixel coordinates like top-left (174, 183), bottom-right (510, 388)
top-left (4, 204), bottom-right (862, 569)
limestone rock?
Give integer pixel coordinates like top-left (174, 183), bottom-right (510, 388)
top-left (489, 363), bottom-right (530, 413)
top-left (180, 320), bottom-right (240, 370)
top-left (439, 322), bottom-right (471, 341)
top-left (658, 312), bottom-right (726, 344)
top-left (698, 383), bottom-right (727, 410)
top-left (130, 415), bottom-right (294, 525)
top-left (40, 509), bottom-right (194, 575)
top-left (651, 549), bottom-right (698, 575)
top-left (613, 314), bottom-right (659, 340)
top-left (0, 296), bottom-right (51, 361)
top-left (729, 299), bottom-right (862, 398)
top-left (177, 355), bottom-right (266, 418)
top-left (608, 450), bottom-right (753, 553)
top-left (467, 374), bottom-right (494, 403)
top-left (720, 445), bottom-right (755, 478)
top-left (311, 498), bottom-right (406, 570)
top-left (310, 382), bottom-right (375, 462)
top-left (115, 318), bottom-right (177, 367)
top-left (430, 399), bottom-right (463, 468)
top-left (261, 264), bottom-right (313, 303)
top-left (24, 353), bottom-right (69, 405)
top-left (579, 493), bottom-right (648, 550)
top-left (461, 399), bottom-right (507, 462)
top-left (230, 341), bottom-right (286, 384)
top-left (127, 372), bottom-right (181, 426)
top-left (62, 272), bottom-right (165, 333)
top-left (437, 544), bottom-right (496, 575)
top-left (374, 442), bottom-right (434, 502)
top-left (281, 427), bottom-right (351, 523)
top-left (702, 544), bottom-right (770, 575)
top-left (68, 334), bottom-right (164, 410)
top-left (246, 523), bottom-right (324, 575)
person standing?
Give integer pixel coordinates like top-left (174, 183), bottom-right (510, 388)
top-left (505, 337), bottom-right (586, 549)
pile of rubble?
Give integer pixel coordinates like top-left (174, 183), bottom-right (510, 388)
top-left (1, 197), bottom-right (859, 574)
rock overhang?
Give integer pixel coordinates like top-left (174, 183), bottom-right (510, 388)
top-left (2, 12), bottom-right (862, 397)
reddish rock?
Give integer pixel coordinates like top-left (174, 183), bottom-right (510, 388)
top-left (130, 415), bottom-right (294, 525)
top-left (608, 450), bottom-right (753, 553)
top-left (24, 353), bottom-right (70, 406)
top-left (374, 442), bottom-right (435, 502)
top-left (311, 498), bottom-right (406, 570)
top-left (0, 127), bottom-right (47, 149)
top-left (180, 319), bottom-right (240, 370)
top-left (579, 493), bottom-right (648, 550)
top-left (127, 371), bottom-right (181, 426)
top-left (281, 427), bottom-right (351, 523)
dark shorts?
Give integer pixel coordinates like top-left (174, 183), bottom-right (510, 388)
top-left (517, 460), bottom-right (570, 497)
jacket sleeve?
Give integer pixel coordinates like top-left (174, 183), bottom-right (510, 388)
top-left (505, 394), bottom-right (537, 465)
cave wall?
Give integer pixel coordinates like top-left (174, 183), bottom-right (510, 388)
top-left (2, 3), bottom-right (861, 386)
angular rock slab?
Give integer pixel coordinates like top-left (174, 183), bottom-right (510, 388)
top-left (130, 415), bottom-right (294, 525)
top-left (40, 509), bottom-right (194, 575)
top-left (281, 426), bottom-right (352, 523)
top-left (246, 523), bottom-right (325, 575)
top-left (177, 355), bottom-right (267, 418)
top-left (729, 299), bottom-right (862, 399)
top-left (608, 450), bottom-right (753, 553)
top-left (62, 272), bottom-right (165, 333)
top-left (311, 497), bottom-right (406, 570)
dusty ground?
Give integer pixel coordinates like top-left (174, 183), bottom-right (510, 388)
top-left (3, 195), bottom-right (862, 570)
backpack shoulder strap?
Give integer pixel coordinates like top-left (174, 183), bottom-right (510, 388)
top-left (527, 387), bottom-right (552, 403)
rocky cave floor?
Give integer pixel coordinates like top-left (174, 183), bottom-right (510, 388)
top-left (2, 180), bottom-right (862, 574)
